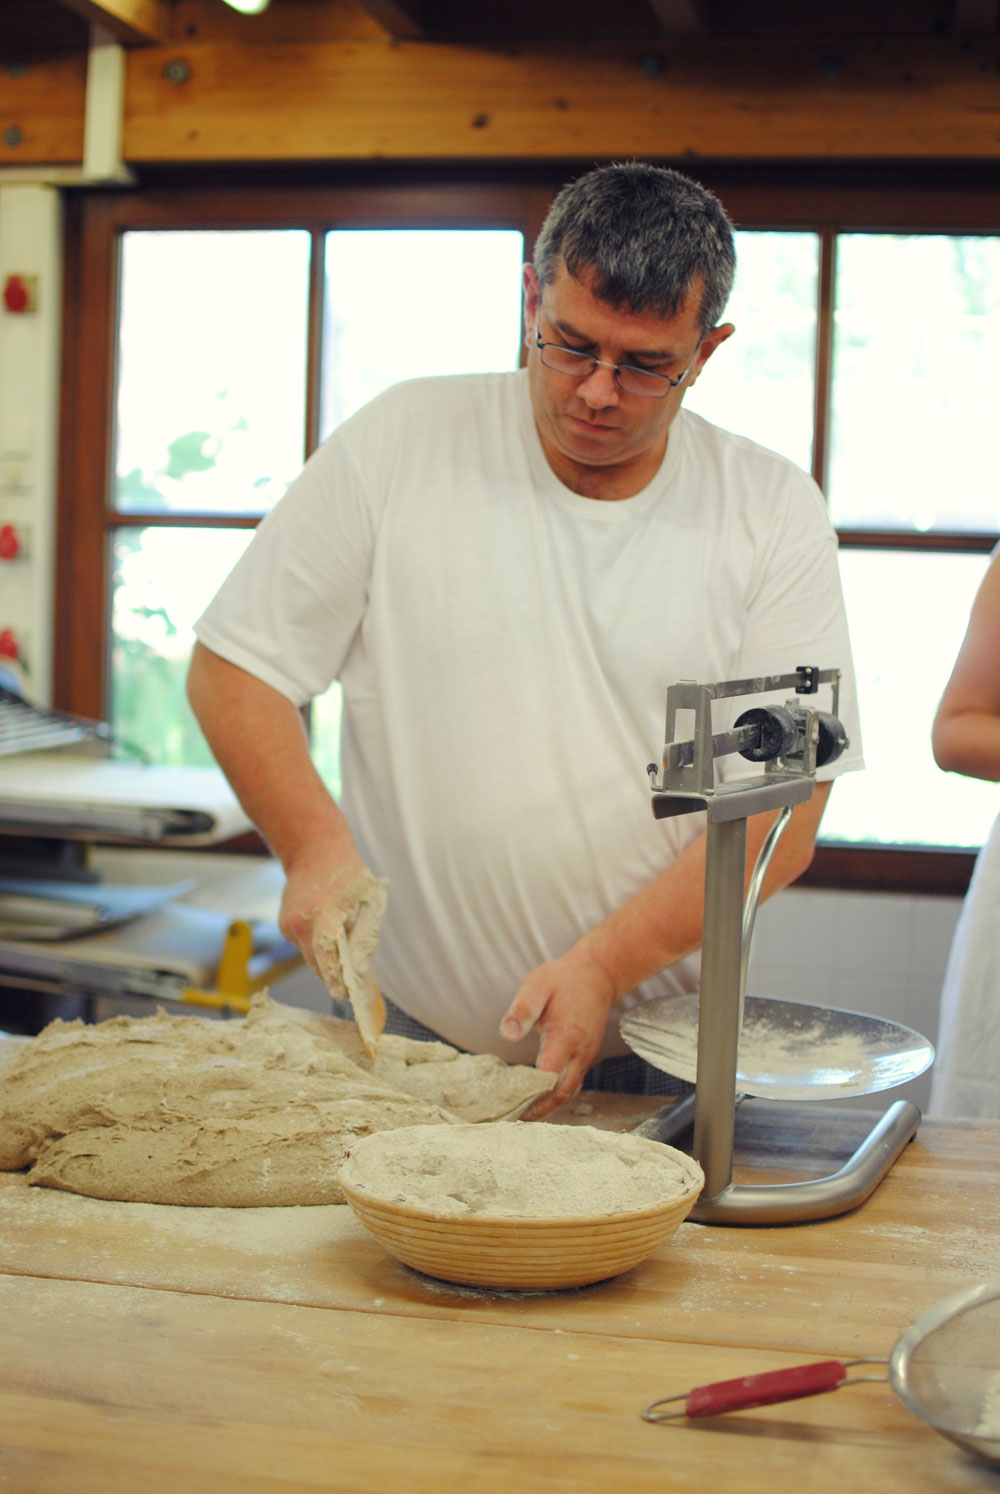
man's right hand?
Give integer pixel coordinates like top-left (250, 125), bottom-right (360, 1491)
top-left (279, 844), bottom-right (380, 980)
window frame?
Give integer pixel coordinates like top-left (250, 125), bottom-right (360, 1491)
top-left (708, 169), bottom-right (999, 893)
top-left (56, 164), bottom-right (1000, 896)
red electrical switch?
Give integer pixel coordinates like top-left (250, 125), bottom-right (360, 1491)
top-left (2, 275), bottom-right (37, 314)
top-left (0, 524), bottom-right (21, 560)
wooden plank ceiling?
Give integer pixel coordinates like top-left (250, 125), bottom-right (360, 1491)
top-left (1, 0), bottom-right (998, 166)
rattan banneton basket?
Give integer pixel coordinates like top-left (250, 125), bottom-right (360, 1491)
top-left (339, 1124), bottom-right (704, 1290)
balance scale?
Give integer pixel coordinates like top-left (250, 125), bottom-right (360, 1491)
top-left (622, 667), bottom-right (932, 1226)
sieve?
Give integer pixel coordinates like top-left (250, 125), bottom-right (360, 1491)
top-left (641, 1281), bottom-right (1000, 1468)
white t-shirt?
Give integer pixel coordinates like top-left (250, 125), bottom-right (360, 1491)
top-left (196, 370), bottom-right (863, 1062)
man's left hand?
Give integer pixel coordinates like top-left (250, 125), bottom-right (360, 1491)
top-left (499, 945), bottom-right (618, 1119)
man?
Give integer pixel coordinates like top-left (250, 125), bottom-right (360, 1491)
top-left (188, 162), bottom-right (863, 1118)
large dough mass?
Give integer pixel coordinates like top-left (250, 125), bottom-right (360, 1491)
top-left (0, 994), bottom-right (556, 1207)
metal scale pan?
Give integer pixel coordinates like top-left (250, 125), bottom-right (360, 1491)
top-left (621, 992), bottom-right (935, 1103)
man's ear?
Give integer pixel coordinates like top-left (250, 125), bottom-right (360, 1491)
top-left (522, 264), bottom-right (540, 347)
top-left (686, 321), bottom-right (735, 389)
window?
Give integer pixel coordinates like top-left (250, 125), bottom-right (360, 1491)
top-left (111, 223), bottom-right (523, 785)
top-left (823, 233), bottom-right (1000, 850)
top-left (683, 211), bottom-right (999, 869)
top-left (57, 172), bottom-right (999, 893)
top-left (685, 229), bottom-right (819, 474)
top-left (65, 188), bottom-right (530, 783)
top-left (109, 228), bottom-right (310, 766)
top-left (320, 229), bottom-right (525, 435)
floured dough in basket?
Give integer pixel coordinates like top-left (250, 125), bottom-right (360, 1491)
top-left (0, 993), bottom-right (556, 1206)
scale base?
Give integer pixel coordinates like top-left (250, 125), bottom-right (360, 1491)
top-left (636, 1094), bottom-right (922, 1226)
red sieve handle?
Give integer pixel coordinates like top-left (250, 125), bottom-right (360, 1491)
top-left (685, 1361), bottom-right (849, 1418)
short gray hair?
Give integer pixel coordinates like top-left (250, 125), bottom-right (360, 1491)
top-left (532, 162), bottom-right (736, 332)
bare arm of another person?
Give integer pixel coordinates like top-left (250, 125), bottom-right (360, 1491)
top-left (931, 549), bottom-right (1000, 783)
top-left (186, 642), bottom-right (370, 973)
top-left (504, 780), bottom-right (832, 1117)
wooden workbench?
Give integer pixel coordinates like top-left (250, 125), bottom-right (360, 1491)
top-left (1, 1093), bottom-right (998, 1493)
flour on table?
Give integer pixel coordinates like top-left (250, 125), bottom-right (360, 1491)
top-left (340, 1123), bottom-right (700, 1218)
top-left (0, 993), bottom-right (555, 1208)
top-left (976, 1369), bottom-right (1000, 1439)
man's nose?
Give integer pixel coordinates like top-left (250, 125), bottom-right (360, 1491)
top-left (577, 360), bottom-right (620, 408)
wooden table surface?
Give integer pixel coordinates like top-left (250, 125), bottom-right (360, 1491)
top-left (1, 1092), bottom-right (999, 1493)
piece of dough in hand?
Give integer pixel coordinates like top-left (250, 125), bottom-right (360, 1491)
top-left (315, 875), bottom-right (388, 1056)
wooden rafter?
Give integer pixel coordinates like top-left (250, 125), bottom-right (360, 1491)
top-left (7, 31), bottom-right (1000, 168)
top-left (55, 0), bottom-right (165, 45)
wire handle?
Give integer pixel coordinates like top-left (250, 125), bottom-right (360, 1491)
top-left (642, 1359), bottom-right (887, 1422)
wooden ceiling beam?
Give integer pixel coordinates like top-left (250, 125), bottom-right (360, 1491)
top-left (5, 35), bottom-right (1000, 167)
top-left (352, 1), bottom-right (426, 38)
top-left (55, 0), bottom-right (165, 45)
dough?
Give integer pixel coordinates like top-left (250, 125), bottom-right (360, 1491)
top-left (370, 1036), bottom-right (555, 1124)
top-left (0, 993), bottom-right (556, 1207)
top-left (313, 874), bottom-right (388, 1055)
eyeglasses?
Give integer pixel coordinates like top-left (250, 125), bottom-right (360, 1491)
top-left (534, 325), bottom-right (702, 399)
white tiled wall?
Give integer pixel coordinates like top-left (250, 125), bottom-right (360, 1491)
top-left (745, 886), bottom-right (962, 1112)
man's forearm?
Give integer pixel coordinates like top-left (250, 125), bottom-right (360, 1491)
top-left (186, 642), bottom-right (352, 870)
top-left (578, 782), bottom-right (831, 1001)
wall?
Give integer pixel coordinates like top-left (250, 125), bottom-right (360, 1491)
top-left (0, 184), bottom-right (61, 703)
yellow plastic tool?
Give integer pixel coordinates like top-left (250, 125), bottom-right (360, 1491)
top-left (182, 919), bottom-right (303, 1013)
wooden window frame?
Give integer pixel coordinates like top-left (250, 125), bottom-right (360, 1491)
top-left (55, 163), bottom-right (1000, 896)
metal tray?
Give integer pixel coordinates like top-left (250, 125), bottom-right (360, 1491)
top-left (620, 992), bottom-right (934, 1101)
